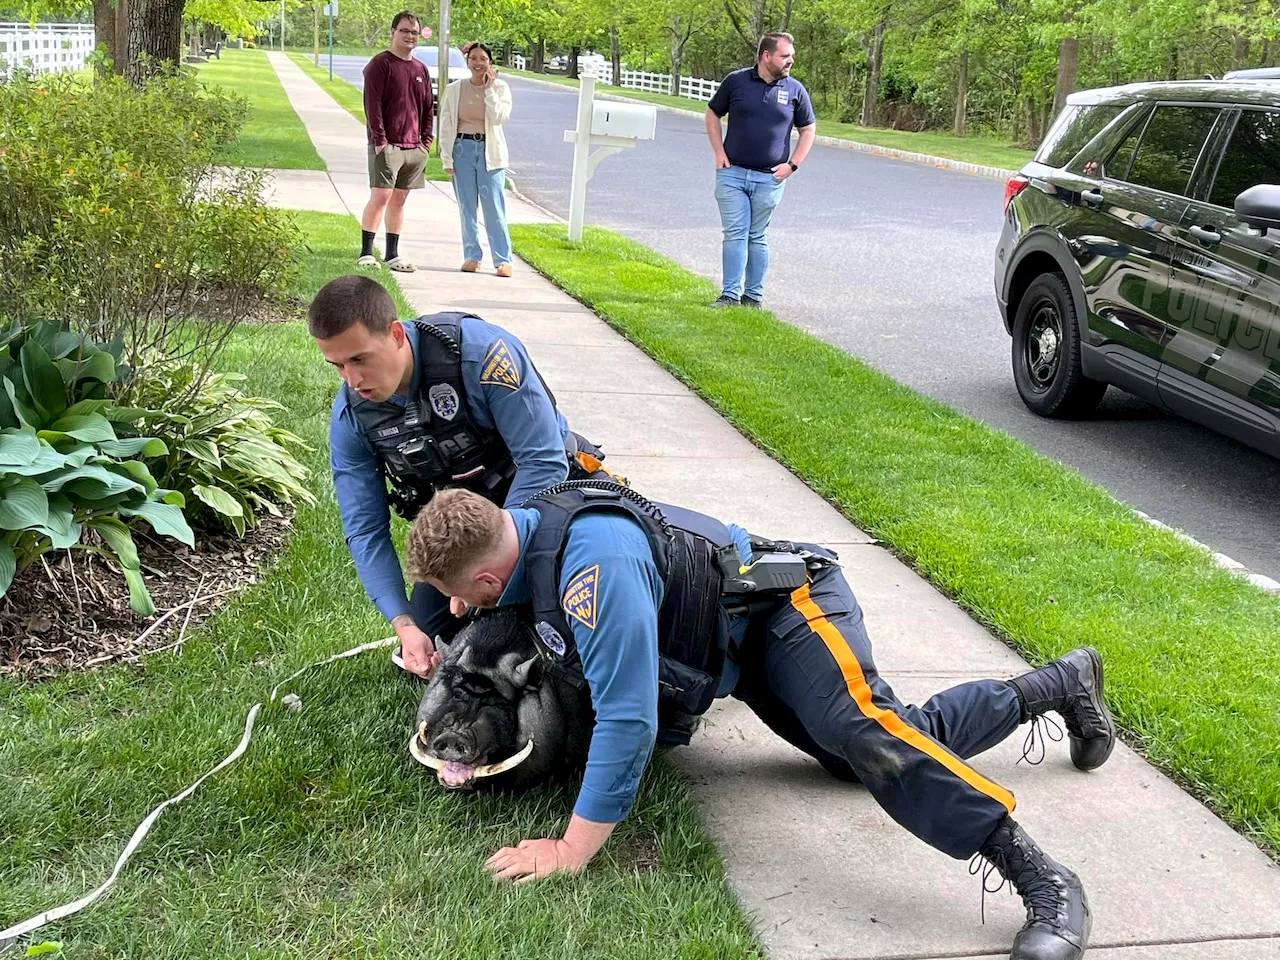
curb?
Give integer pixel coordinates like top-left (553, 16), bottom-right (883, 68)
top-left (1134, 510), bottom-right (1280, 592)
top-left (505, 71), bottom-right (1021, 182)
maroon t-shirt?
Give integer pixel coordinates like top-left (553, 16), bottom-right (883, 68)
top-left (362, 50), bottom-right (433, 149)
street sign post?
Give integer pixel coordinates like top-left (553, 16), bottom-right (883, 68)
top-left (323, 0), bottom-right (336, 80)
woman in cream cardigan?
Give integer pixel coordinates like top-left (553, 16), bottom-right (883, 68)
top-left (438, 42), bottom-right (515, 277)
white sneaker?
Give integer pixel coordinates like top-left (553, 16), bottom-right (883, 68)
top-left (386, 256), bottom-right (417, 273)
top-left (357, 254), bottom-right (381, 269)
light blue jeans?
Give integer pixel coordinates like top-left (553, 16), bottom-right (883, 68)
top-left (714, 165), bottom-right (787, 300)
top-left (452, 138), bottom-right (511, 267)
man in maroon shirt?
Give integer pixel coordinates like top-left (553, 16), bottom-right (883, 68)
top-left (360, 11), bottom-right (433, 273)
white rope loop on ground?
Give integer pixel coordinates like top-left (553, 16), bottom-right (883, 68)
top-left (0, 635), bottom-right (399, 951)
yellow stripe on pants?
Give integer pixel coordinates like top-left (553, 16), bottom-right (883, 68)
top-left (790, 582), bottom-right (1016, 815)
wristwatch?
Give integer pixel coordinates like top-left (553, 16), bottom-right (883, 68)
top-left (787, 160), bottom-right (798, 172)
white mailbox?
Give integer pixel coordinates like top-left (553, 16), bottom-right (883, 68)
top-left (564, 76), bottom-right (659, 240)
top-left (590, 101), bottom-right (657, 141)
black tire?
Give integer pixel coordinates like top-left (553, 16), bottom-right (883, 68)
top-left (1011, 272), bottom-right (1107, 418)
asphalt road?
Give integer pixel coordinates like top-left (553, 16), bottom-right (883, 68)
top-left (326, 55), bottom-right (1280, 579)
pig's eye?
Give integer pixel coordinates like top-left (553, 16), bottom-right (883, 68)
top-left (460, 677), bottom-right (492, 696)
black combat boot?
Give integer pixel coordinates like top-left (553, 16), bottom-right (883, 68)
top-left (980, 818), bottom-right (1091, 960)
top-left (1009, 647), bottom-right (1115, 771)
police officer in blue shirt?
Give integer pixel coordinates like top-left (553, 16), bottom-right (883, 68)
top-left (705, 32), bottom-right (817, 308)
top-left (404, 482), bottom-right (1112, 960)
top-left (309, 275), bottom-right (616, 678)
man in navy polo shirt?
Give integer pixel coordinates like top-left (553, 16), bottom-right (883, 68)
top-left (705, 32), bottom-right (816, 308)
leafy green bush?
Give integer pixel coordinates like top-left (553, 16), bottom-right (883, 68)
top-left (1, 322), bottom-right (194, 616)
top-left (0, 69), bottom-right (299, 380)
top-left (127, 357), bottom-right (316, 536)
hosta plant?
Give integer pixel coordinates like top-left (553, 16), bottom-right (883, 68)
top-left (0, 322), bottom-right (194, 615)
top-left (127, 358), bottom-right (315, 537)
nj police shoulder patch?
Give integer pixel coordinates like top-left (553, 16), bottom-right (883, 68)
top-left (562, 564), bottom-right (600, 630)
top-left (480, 339), bottom-right (522, 390)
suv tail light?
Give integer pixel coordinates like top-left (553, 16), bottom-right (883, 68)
top-left (1003, 175), bottom-right (1030, 212)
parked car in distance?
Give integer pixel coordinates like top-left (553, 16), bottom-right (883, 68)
top-left (411, 45), bottom-right (468, 108)
top-left (995, 78), bottom-right (1280, 457)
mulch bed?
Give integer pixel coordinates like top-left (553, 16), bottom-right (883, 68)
top-left (1, 515), bottom-right (292, 681)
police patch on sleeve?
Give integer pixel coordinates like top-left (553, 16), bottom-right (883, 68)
top-left (428, 383), bottom-right (460, 421)
top-left (480, 339), bottom-right (522, 390)
top-left (562, 564), bottom-right (600, 630)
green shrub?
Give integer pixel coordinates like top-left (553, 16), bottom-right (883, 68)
top-left (0, 69), bottom-right (299, 381)
top-left (1, 322), bottom-right (194, 616)
top-left (127, 357), bottom-right (316, 536)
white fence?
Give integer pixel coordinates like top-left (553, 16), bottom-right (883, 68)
top-left (0, 22), bottom-right (96, 79)
top-left (507, 53), bottom-right (720, 103)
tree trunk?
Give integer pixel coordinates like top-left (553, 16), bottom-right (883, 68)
top-left (1022, 96), bottom-right (1041, 147)
top-left (751, 0), bottom-right (766, 45)
top-left (532, 37), bottom-right (545, 72)
top-left (782, 0), bottom-right (795, 33)
top-left (568, 45), bottom-right (580, 79)
top-left (1232, 34), bottom-right (1250, 70)
top-left (860, 19), bottom-right (885, 127)
top-left (1051, 36), bottom-right (1078, 120)
top-left (93, 0), bottom-right (127, 74)
top-left (610, 25), bottom-right (622, 86)
top-left (188, 19), bottom-right (199, 60)
top-left (314, 3), bottom-right (320, 65)
top-left (123, 0), bottom-right (185, 82)
top-left (670, 20), bottom-right (685, 97)
top-left (954, 49), bottom-right (968, 136)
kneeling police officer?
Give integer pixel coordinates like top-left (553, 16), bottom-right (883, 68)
top-left (404, 481), bottom-right (1114, 960)
top-left (309, 275), bottom-right (618, 678)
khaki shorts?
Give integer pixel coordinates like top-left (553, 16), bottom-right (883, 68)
top-left (368, 143), bottom-right (428, 190)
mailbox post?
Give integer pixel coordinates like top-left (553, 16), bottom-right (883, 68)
top-left (564, 75), bottom-right (657, 241)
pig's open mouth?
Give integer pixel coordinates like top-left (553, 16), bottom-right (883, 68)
top-left (408, 721), bottom-right (536, 788)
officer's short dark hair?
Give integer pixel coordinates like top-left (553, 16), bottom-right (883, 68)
top-left (391, 10), bottom-right (419, 32)
top-left (308, 275), bottom-right (397, 339)
top-left (757, 32), bottom-right (794, 59)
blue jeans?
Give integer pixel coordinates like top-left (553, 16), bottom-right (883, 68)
top-left (714, 165), bottom-right (787, 300)
top-left (452, 138), bottom-right (511, 267)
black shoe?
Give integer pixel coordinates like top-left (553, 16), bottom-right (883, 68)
top-left (978, 818), bottom-right (1091, 960)
top-left (709, 294), bottom-right (741, 308)
top-left (1010, 647), bottom-right (1115, 771)
top-left (740, 295), bottom-right (763, 308)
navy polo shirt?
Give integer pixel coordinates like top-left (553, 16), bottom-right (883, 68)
top-left (708, 66), bottom-right (816, 173)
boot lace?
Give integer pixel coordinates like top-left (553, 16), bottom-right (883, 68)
top-left (972, 833), bottom-right (1063, 927)
top-left (1018, 713), bottom-right (1064, 766)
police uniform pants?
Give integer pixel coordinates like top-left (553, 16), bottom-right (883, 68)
top-left (733, 562), bottom-right (1022, 859)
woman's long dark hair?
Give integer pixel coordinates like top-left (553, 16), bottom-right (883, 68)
top-left (463, 41), bottom-right (493, 61)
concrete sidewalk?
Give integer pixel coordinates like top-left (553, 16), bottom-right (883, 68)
top-left (264, 52), bottom-right (1280, 960)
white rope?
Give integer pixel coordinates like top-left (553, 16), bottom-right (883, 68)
top-left (0, 635), bottom-right (399, 951)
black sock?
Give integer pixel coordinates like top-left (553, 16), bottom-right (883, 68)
top-left (385, 233), bottom-right (400, 261)
top-left (360, 230), bottom-right (376, 258)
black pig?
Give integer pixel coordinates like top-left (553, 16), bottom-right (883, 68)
top-left (409, 608), bottom-right (595, 792)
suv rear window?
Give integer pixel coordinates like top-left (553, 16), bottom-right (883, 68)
top-left (1208, 108), bottom-right (1280, 208)
top-left (1036, 104), bottom-right (1124, 168)
top-left (1120, 105), bottom-right (1221, 196)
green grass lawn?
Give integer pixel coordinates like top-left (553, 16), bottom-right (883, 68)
top-left (0, 209), bottom-right (761, 959)
top-left (503, 68), bottom-right (1034, 171)
top-left (510, 223), bottom-right (1280, 858)
top-left (195, 48), bottom-right (324, 170)
top-left (286, 53), bottom-right (448, 181)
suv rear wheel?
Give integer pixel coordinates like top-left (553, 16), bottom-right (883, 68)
top-left (1011, 273), bottom-right (1107, 418)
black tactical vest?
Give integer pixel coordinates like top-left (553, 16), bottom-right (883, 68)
top-left (349, 314), bottom-right (517, 519)
top-left (522, 480), bottom-right (738, 727)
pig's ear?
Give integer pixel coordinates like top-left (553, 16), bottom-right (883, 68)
top-left (433, 635), bottom-right (453, 660)
top-left (510, 655), bottom-right (541, 690)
